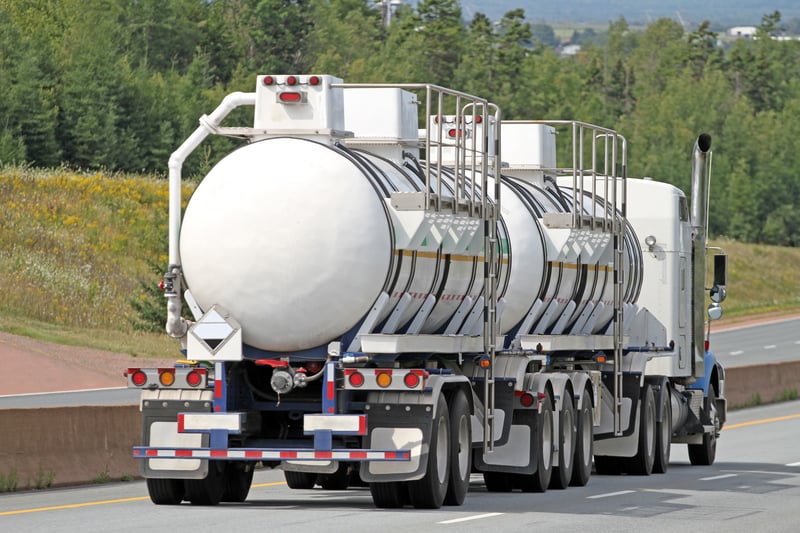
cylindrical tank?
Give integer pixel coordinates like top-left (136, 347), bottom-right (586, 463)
top-left (180, 136), bottom-right (643, 352)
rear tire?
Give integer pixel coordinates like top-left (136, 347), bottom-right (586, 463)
top-left (185, 462), bottom-right (225, 505)
top-left (593, 455), bottom-right (621, 475)
top-left (550, 393), bottom-right (576, 489)
top-left (408, 395), bottom-right (450, 509)
top-left (688, 387), bottom-right (719, 466)
top-left (221, 462), bottom-right (254, 503)
top-left (652, 384), bottom-right (672, 474)
top-left (318, 464), bottom-right (350, 490)
top-left (370, 481), bottom-right (407, 508)
top-left (519, 392), bottom-right (553, 492)
top-left (284, 470), bottom-right (317, 489)
top-left (443, 389), bottom-right (471, 506)
top-left (625, 384), bottom-right (656, 475)
top-left (570, 396), bottom-right (593, 486)
top-left (146, 478), bottom-right (184, 505)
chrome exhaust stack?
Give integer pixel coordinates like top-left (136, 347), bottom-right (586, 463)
top-left (690, 134), bottom-right (712, 380)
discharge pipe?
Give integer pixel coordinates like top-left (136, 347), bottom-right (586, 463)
top-left (690, 133), bottom-right (712, 380)
top-left (165, 92), bottom-right (256, 338)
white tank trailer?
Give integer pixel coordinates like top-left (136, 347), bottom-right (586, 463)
top-left (128, 75), bottom-right (728, 508)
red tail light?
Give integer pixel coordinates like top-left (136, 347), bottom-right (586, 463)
top-left (263, 75), bottom-right (275, 86)
top-left (186, 370), bottom-right (203, 387)
top-left (286, 75), bottom-right (298, 86)
top-left (308, 75), bottom-right (321, 86)
top-left (519, 392), bottom-right (535, 407)
top-left (348, 371), bottom-right (365, 387)
top-left (403, 372), bottom-right (420, 388)
top-left (131, 370), bottom-right (147, 387)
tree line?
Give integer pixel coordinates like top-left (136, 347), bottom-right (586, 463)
top-left (2, 0), bottom-right (800, 245)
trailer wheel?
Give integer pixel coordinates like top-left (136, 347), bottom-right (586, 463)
top-left (549, 393), bottom-right (575, 489)
top-left (444, 389), bottom-right (471, 506)
top-left (570, 394), bottom-right (593, 486)
top-left (146, 478), bottom-right (184, 505)
top-left (652, 385), bottom-right (672, 474)
top-left (519, 392), bottom-right (553, 492)
top-left (370, 481), bottom-right (408, 508)
top-left (483, 471), bottom-right (512, 492)
top-left (185, 462), bottom-right (225, 505)
top-left (318, 464), bottom-right (350, 490)
top-left (626, 383), bottom-right (656, 475)
top-left (284, 470), bottom-right (317, 489)
top-left (593, 455), bottom-right (621, 475)
top-left (688, 387), bottom-right (718, 466)
top-left (409, 394), bottom-right (450, 508)
top-left (221, 462), bottom-right (254, 502)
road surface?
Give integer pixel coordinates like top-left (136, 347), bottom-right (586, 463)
top-left (1, 399), bottom-right (798, 532)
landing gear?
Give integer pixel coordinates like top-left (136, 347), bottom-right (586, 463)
top-left (689, 387), bottom-right (719, 466)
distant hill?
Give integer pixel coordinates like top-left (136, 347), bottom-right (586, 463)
top-left (409, 1), bottom-right (800, 26)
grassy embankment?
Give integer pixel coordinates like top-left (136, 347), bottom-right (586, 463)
top-left (0, 167), bottom-right (798, 357)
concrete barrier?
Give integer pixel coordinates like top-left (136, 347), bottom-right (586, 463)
top-left (1, 361), bottom-right (798, 490)
top-left (0, 405), bottom-right (140, 490)
top-left (725, 360), bottom-right (800, 408)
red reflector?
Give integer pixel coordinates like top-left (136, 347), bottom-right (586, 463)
top-left (279, 92), bottom-right (303, 102)
top-left (448, 128), bottom-right (458, 137)
top-left (476, 115), bottom-right (483, 123)
top-left (286, 75), bottom-right (298, 86)
top-left (158, 279), bottom-right (166, 291)
top-left (520, 393), bottom-right (535, 407)
top-left (131, 370), bottom-right (147, 387)
top-left (403, 372), bottom-right (420, 388)
top-left (704, 339), bottom-right (709, 351)
top-left (263, 75), bottom-right (275, 86)
top-left (186, 370), bottom-right (202, 387)
top-left (348, 371), bottom-right (365, 388)
top-left (309, 75), bottom-right (321, 86)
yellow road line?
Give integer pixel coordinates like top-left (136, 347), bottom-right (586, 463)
top-left (0, 481), bottom-right (287, 517)
top-left (723, 413), bottom-right (800, 430)
top-left (0, 496), bottom-right (150, 516)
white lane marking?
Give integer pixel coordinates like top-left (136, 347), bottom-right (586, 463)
top-left (438, 513), bottom-right (504, 524)
top-left (787, 462), bottom-right (800, 467)
top-left (764, 345), bottom-right (777, 350)
top-left (729, 350), bottom-right (744, 356)
top-left (700, 474), bottom-right (738, 481)
top-left (587, 490), bottom-right (636, 499)
top-left (794, 341), bottom-right (800, 345)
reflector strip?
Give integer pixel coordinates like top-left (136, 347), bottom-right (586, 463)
top-left (304, 414), bottom-right (367, 435)
top-left (178, 413), bottom-right (243, 433)
top-left (134, 447), bottom-right (409, 461)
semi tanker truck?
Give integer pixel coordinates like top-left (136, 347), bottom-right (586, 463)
top-left (127, 74), bottom-right (728, 508)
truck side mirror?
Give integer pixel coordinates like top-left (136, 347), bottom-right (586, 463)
top-left (713, 254), bottom-right (727, 287)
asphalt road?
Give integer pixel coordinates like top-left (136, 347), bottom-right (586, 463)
top-left (1, 400), bottom-right (799, 532)
top-left (710, 316), bottom-right (800, 367)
